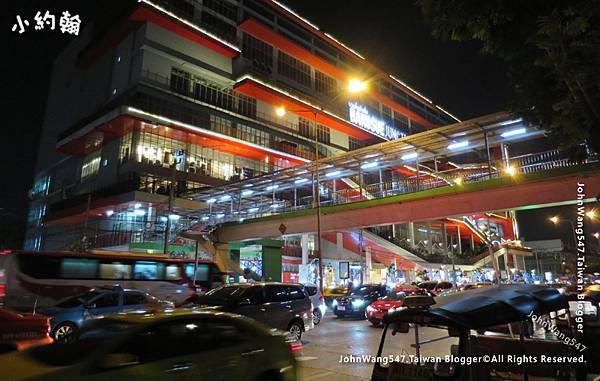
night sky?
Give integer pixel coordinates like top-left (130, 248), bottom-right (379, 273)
top-left (1, 1), bottom-right (594, 249)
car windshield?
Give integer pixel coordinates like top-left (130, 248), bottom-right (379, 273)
top-left (56, 290), bottom-right (100, 308)
top-left (349, 286), bottom-right (377, 296)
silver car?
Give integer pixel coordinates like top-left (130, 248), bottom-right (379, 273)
top-left (304, 284), bottom-right (326, 325)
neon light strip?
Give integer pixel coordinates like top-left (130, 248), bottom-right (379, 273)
top-left (434, 105), bottom-right (462, 122)
top-left (138, 0), bottom-right (241, 52)
top-left (127, 107), bottom-right (310, 163)
top-left (235, 75), bottom-right (389, 140)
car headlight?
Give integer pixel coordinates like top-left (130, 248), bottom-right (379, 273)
top-left (388, 308), bottom-right (396, 314)
top-left (366, 305), bottom-right (377, 313)
top-left (332, 299), bottom-right (338, 307)
top-left (352, 299), bottom-right (365, 308)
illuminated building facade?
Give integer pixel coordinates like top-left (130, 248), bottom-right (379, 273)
top-left (25, 0), bottom-right (458, 252)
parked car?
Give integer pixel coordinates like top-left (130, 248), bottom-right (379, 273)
top-left (323, 286), bottom-right (348, 307)
top-left (333, 284), bottom-right (387, 319)
top-left (0, 310), bottom-right (298, 381)
top-left (39, 287), bottom-right (173, 342)
top-left (365, 285), bottom-right (428, 326)
top-left (182, 282), bottom-right (313, 341)
top-left (416, 281), bottom-right (453, 295)
top-left (304, 284), bottom-right (326, 325)
top-left (0, 309), bottom-right (53, 352)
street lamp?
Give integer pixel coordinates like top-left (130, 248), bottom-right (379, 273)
top-left (275, 79), bottom-right (367, 292)
top-left (548, 211), bottom-right (596, 248)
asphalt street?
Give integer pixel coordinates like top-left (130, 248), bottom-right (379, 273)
top-left (297, 312), bottom-right (458, 381)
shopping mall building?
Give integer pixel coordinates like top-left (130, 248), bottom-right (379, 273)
top-left (25, 0), bottom-right (460, 282)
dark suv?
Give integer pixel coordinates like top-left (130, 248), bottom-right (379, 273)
top-left (184, 282), bottom-right (314, 341)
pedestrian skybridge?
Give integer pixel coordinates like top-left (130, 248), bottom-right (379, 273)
top-left (179, 111), bottom-right (599, 241)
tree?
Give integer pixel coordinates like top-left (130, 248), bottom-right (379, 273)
top-left (418, 0), bottom-right (600, 160)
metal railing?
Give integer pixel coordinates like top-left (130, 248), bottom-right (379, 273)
top-left (202, 150), bottom-right (594, 224)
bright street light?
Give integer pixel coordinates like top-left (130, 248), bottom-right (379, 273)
top-left (348, 78), bottom-right (367, 93)
top-left (587, 209), bottom-right (596, 219)
top-left (549, 216), bottom-right (559, 224)
top-left (275, 106), bottom-right (286, 117)
top-left (453, 177), bottom-right (463, 185)
top-left (505, 165), bottom-right (516, 176)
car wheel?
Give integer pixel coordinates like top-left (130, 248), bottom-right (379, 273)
top-left (313, 308), bottom-right (322, 325)
top-left (53, 322), bottom-right (77, 343)
top-left (288, 321), bottom-right (303, 342)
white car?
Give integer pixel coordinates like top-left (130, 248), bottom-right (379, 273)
top-left (304, 284), bottom-right (326, 325)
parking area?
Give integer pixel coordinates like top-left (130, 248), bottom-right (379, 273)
top-left (297, 313), bottom-right (456, 381)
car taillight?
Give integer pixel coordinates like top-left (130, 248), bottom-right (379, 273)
top-left (289, 341), bottom-right (303, 354)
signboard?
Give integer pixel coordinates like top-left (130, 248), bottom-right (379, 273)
top-left (348, 102), bottom-right (405, 140)
top-left (339, 261), bottom-right (349, 279)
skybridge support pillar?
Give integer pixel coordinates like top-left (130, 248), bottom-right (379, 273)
top-left (301, 233), bottom-right (309, 265)
top-left (408, 222), bottom-right (416, 248)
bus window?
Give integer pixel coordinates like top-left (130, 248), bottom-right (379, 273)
top-left (185, 264), bottom-right (209, 282)
top-left (61, 258), bottom-right (98, 279)
top-left (18, 255), bottom-right (61, 279)
top-left (99, 262), bottom-right (132, 280)
top-left (165, 265), bottom-right (181, 280)
top-left (133, 261), bottom-right (165, 280)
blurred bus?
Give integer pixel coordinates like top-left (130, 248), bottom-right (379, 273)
top-left (0, 250), bottom-right (224, 311)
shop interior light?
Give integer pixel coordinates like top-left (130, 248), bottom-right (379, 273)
top-left (169, 214), bottom-right (180, 220)
top-left (248, 207), bottom-right (259, 213)
top-left (216, 213), bottom-right (225, 218)
top-left (326, 171), bottom-right (340, 178)
top-left (134, 203), bottom-right (142, 209)
top-left (270, 204), bottom-right (280, 208)
top-left (294, 178), bottom-right (308, 184)
top-left (220, 195), bottom-right (231, 202)
top-left (266, 185), bottom-right (279, 191)
top-left (499, 118), bottom-right (523, 126)
top-left (501, 128), bottom-right (526, 138)
top-left (133, 210), bottom-right (146, 216)
top-left (105, 210), bottom-right (114, 217)
top-left (159, 216), bottom-right (168, 222)
top-left (447, 141), bottom-right (469, 150)
top-left (201, 216), bottom-right (209, 221)
top-left (206, 198), bottom-right (216, 204)
top-left (401, 152), bottom-right (418, 161)
top-left (241, 190), bottom-right (254, 196)
top-left (361, 162), bottom-right (378, 170)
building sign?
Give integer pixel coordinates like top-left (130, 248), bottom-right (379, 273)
top-left (348, 102), bottom-right (405, 140)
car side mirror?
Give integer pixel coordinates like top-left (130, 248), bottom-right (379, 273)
top-left (98, 353), bottom-right (140, 369)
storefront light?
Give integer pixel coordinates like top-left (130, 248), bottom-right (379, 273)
top-left (326, 171), bottom-right (340, 178)
top-left (401, 152), bottom-right (418, 161)
top-left (361, 162), bottom-right (378, 170)
top-left (134, 203), bottom-right (142, 209)
top-left (216, 213), bottom-right (225, 218)
top-left (500, 127), bottom-right (526, 138)
top-left (200, 216), bottom-right (209, 221)
top-left (206, 198), bottom-right (216, 204)
top-left (266, 185), bottom-right (279, 191)
top-left (169, 214), bottom-right (180, 220)
top-left (248, 207), bottom-right (259, 213)
top-left (220, 195), bottom-right (231, 202)
top-left (105, 210), bottom-right (114, 217)
top-left (241, 190), bottom-right (254, 196)
top-left (294, 178), bottom-right (308, 185)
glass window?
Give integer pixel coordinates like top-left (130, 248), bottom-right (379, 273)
top-left (99, 262), bottom-right (132, 280)
top-left (18, 255), bottom-right (61, 279)
top-left (264, 285), bottom-right (287, 303)
top-left (277, 51), bottom-right (311, 88)
top-left (92, 293), bottom-right (119, 308)
top-left (124, 292), bottom-right (147, 306)
top-left (80, 150), bottom-right (101, 180)
top-left (317, 124), bottom-right (330, 145)
top-left (286, 286), bottom-right (306, 300)
top-left (203, 0), bottom-right (237, 20)
top-left (200, 11), bottom-right (237, 43)
top-left (165, 264), bottom-right (181, 280)
top-left (240, 286), bottom-right (264, 305)
top-left (315, 70), bottom-right (337, 97)
top-left (349, 136), bottom-right (363, 151)
top-left (60, 258), bottom-right (98, 279)
top-left (133, 261), bottom-right (164, 280)
top-left (242, 33), bottom-right (273, 70)
top-left (184, 263), bottom-right (209, 282)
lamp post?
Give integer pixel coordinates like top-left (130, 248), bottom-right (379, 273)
top-left (275, 79), bottom-right (367, 292)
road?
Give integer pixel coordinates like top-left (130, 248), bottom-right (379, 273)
top-left (297, 313), bottom-right (458, 381)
